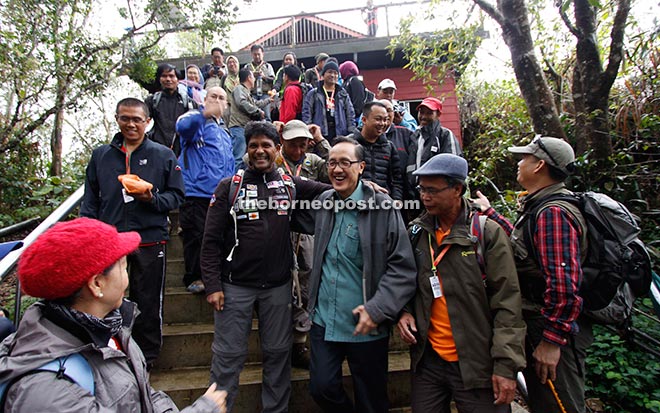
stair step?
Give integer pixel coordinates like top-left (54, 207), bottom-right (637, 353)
top-left (163, 287), bottom-right (214, 324)
top-left (165, 259), bottom-right (185, 288)
top-left (154, 320), bottom-right (410, 371)
top-left (150, 351), bottom-right (412, 412)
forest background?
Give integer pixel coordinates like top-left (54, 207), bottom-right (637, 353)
top-left (0, 0), bottom-right (659, 411)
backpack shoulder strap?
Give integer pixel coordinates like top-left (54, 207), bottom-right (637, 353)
top-left (226, 169), bottom-right (245, 262)
top-left (0, 353), bottom-right (94, 411)
top-left (470, 211), bottom-right (488, 281)
top-left (151, 91), bottom-right (162, 112)
top-left (523, 193), bottom-right (581, 260)
top-left (409, 223), bottom-right (423, 249)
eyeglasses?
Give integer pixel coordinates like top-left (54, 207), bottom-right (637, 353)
top-left (327, 160), bottom-right (361, 169)
top-left (117, 116), bottom-right (147, 124)
top-left (533, 137), bottom-right (559, 167)
top-left (416, 185), bottom-right (452, 196)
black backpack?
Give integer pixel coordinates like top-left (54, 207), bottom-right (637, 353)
top-left (524, 192), bottom-right (652, 327)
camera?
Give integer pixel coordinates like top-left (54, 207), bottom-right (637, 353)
top-left (214, 66), bottom-right (221, 76)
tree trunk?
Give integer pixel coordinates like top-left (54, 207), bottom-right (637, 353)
top-left (49, 85), bottom-right (65, 177)
top-left (570, 0), bottom-right (630, 161)
top-left (475, 0), bottom-right (566, 139)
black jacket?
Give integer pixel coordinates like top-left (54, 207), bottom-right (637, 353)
top-left (201, 168), bottom-right (329, 293)
top-left (386, 125), bottom-right (417, 200)
top-left (350, 130), bottom-right (404, 200)
top-left (145, 90), bottom-right (197, 154)
top-left (411, 119), bottom-right (463, 168)
top-left (80, 133), bottom-right (185, 243)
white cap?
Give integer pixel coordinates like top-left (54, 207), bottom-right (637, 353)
top-left (378, 79), bottom-right (397, 90)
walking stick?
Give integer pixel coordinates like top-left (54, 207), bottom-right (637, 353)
top-left (547, 379), bottom-right (568, 413)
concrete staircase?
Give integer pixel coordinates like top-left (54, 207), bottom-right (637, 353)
top-left (149, 234), bottom-right (413, 412)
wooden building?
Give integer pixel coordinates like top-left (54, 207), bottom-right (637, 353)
top-left (170, 13), bottom-right (461, 142)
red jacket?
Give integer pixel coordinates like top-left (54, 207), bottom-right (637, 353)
top-left (280, 81), bottom-right (303, 123)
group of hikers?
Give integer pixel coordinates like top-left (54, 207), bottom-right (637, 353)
top-left (0, 42), bottom-right (647, 413)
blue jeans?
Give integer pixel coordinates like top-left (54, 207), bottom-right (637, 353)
top-left (229, 126), bottom-right (246, 170)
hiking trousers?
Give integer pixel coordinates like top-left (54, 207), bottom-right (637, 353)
top-left (210, 281), bottom-right (292, 413)
top-left (523, 313), bottom-right (594, 413)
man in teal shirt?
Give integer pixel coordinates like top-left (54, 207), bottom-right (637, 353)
top-left (307, 136), bottom-right (417, 412)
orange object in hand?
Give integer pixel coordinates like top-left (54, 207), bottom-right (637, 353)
top-left (118, 174), bottom-right (153, 194)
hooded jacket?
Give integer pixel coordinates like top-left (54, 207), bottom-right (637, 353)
top-left (302, 85), bottom-right (356, 139)
top-left (405, 203), bottom-right (526, 389)
top-left (80, 133), bottom-right (185, 243)
top-left (0, 301), bottom-right (219, 413)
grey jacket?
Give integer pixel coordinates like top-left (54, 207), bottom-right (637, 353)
top-left (0, 301), bottom-right (219, 413)
top-left (228, 84), bottom-right (268, 128)
top-left (307, 183), bottom-right (417, 334)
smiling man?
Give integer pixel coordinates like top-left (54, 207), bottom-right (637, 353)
top-left (200, 121), bottom-right (329, 413)
top-left (348, 101), bottom-right (403, 200)
top-left (307, 137), bottom-right (416, 412)
top-left (411, 97), bottom-right (462, 170)
top-left (81, 97), bottom-right (185, 368)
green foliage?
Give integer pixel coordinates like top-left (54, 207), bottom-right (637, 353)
top-left (460, 79), bottom-right (533, 216)
top-left (585, 301), bottom-right (660, 412)
top-left (388, 3), bottom-right (482, 93)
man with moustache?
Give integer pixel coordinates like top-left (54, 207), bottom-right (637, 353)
top-left (411, 97), bottom-right (462, 170)
top-left (307, 137), bottom-right (417, 412)
top-left (397, 153), bottom-right (525, 412)
top-left (200, 121), bottom-right (330, 413)
top-left (348, 101), bottom-right (403, 200)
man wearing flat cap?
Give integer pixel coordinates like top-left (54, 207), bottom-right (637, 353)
top-left (412, 97), bottom-right (462, 171)
top-left (397, 153), bottom-right (525, 412)
top-left (474, 136), bottom-right (592, 413)
top-left (302, 59), bottom-right (356, 142)
top-left (305, 53), bottom-right (329, 86)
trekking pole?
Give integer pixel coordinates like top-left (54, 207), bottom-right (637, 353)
top-left (547, 379), bottom-right (568, 413)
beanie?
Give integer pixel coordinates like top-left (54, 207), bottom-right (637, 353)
top-left (321, 60), bottom-right (340, 76)
top-left (18, 218), bottom-right (140, 300)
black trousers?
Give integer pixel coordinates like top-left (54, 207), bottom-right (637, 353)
top-left (309, 323), bottom-right (389, 413)
top-left (179, 197), bottom-right (210, 287)
top-left (128, 243), bottom-right (166, 366)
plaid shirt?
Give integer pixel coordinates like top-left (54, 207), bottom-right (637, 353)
top-left (484, 206), bottom-right (583, 346)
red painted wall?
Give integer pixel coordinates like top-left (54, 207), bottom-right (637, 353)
top-left (360, 67), bottom-right (462, 145)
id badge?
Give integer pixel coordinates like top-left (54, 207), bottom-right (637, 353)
top-left (429, 275), bottom-right (443, 298)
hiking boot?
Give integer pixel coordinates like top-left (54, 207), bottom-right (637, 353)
top-left (186, 280), bottom-right (205, 294)
top-left (292, 343), bottom-right (311, 369)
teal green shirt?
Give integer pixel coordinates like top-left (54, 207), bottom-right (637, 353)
top-left (313, 182), bottom-right (387, 342)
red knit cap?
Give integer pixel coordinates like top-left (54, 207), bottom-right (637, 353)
top-left (18, 218), bottom-right (140, 300)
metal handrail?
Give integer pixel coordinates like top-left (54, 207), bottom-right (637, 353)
top-left (0, 185), bottom-right (85, 324)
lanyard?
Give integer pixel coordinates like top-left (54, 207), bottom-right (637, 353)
top-left (428, 233), bottom-right (451, 277)
top-left (281, 153), bottom-right (303, 177)
top-left (121, 144), bottom-right (131, 174)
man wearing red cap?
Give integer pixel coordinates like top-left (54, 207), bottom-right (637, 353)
top-left (412, 97), bottom-right (462, 171)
